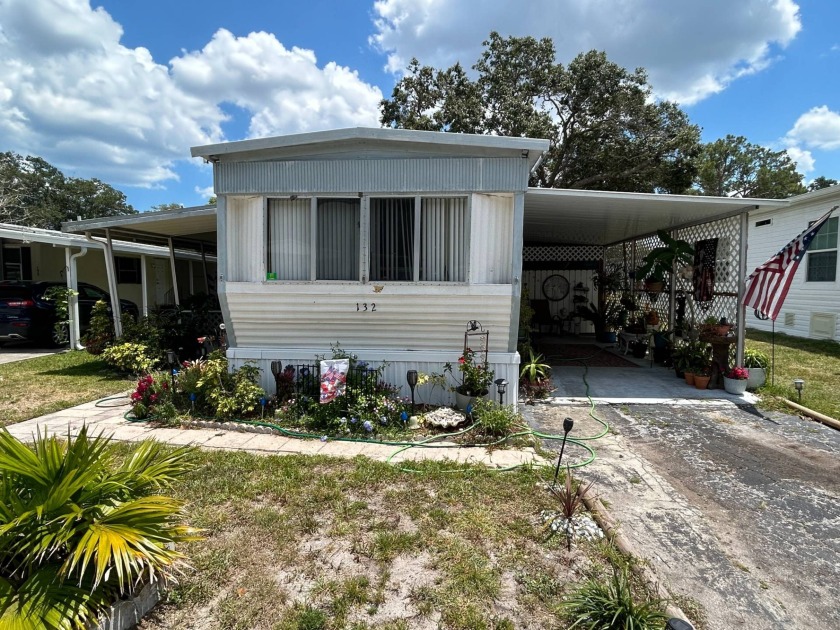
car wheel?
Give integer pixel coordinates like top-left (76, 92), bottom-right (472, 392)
top-left (50, 323), bottom-right (70, 348)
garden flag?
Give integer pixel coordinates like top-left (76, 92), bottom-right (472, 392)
top-left (743, 206), bottom-right (837, 321)
top-left (319, 359), bottom-right (349, 403)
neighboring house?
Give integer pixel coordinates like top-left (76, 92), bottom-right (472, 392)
top-left (746, 185), bottom-right (840, 341)
top-left (0, 222), bottom-right (217, 346)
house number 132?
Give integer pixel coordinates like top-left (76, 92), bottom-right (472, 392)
top-left (356, 303), bottom-right (376, 312)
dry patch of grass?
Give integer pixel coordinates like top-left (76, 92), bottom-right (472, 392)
top-left (0, 350), bottom-right (134, 426)
top-left (137, 451), bottom-right (622, 630)
top-left (746, 329), bottom-right (840, 419)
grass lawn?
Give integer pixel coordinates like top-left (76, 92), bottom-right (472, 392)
top-left (746, 329), bottom-right (840, 419)
top-left (137, 450), bottom-right (635, 630)
top-left (0, 350), bottom-right (135, 426)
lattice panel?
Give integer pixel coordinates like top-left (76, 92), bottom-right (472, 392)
top-left (523, 245), bottom-right (603, 262)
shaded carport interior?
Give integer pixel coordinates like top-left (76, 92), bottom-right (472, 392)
top-left (62, 204), bottom-right (219, 336)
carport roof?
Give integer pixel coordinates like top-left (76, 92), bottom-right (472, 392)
top-left (62, 204), bottom-right (217, 252)
top-left (524, 188), bottom-right (788, 246)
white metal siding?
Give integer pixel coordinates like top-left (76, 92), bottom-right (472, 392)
top-left (226, 197), bottom-right (264, 282)
top-left (224, 282), bottom-right (513, 352)
top-left (470, 193), bottom-right (513, 284)
top-left (747, 196), bottom-right (840, 340)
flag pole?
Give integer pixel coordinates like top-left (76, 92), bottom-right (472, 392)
top-left (771, 318), bottom-right (775, 386)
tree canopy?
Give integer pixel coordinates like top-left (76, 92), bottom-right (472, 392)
top-left (380, 33), bottom-right (702, 193)
top-left (807, 176), bottom-right (838, 192)
top-left (0, 152), bottom-right (135, 229)
top-left (693, 135), bottom-right (806, 199)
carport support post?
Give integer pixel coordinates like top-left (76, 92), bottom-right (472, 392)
top-left (168, 237), bottom-right (180, 307)
top-left (200, 243), bottom-right (209, 294)
top-left (735, 211), bottom-right (750, 366)
top-left (102, 229), bottom-right (123, 338)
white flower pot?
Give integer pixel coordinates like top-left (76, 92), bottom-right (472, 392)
top-left (724, 376), bottom-right (748, 395)
top-left (746, 367), bottom-right (766, 390)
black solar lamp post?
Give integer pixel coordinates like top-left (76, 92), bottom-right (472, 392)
top-left (552, 417), bottom-right (575, 487)
top-left (406, 370), bottom-right (418, 413)
top-left (166, 350), bottom-right (177, 390)
top-left (271, 361), bottom-right (283, 397)
top-left (494, 378), bottom-right (508, 405)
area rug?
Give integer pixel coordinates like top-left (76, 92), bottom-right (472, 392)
top-left (535, 343), bottom-right (640, 368)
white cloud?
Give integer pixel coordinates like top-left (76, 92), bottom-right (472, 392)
top-left (784, 146), bottom-right (815, 173)
top-left (370, 0), bottom-right (801, 105)
top-left (785, 106), bottom-right (840, 151)
top-left (0, 1), bottom-right (382, 188)
top-left (194, 185), bottom-right (215, 201)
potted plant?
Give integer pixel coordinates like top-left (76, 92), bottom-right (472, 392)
top-left (724, 366), bottom-right (749, 395)
top-left (701, 316), bottom-right (732, 337)
top-left (519, 350), bottom-right (554, 400)
top-left (635, 230), bottom-right (695, 294)
top-left (743, 348), bottom-right (770, 389)
top-left (447, 347), bottom-right (494, 410)
top-left (693, 362), bottom-right (712, 390)
top-left (671, 341), bottom-right (690, 378)
top-left (577, 301), bottom-right (625, 343)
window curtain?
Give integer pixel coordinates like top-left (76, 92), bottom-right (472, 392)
top-left (268, 198), bottom-right (310, 280)
top-left (317, 199), bottom-right (360, 280)
top-left (421, 197), bottom-right (467, 282)
top-left (370, 198), bottom-right (414, 281)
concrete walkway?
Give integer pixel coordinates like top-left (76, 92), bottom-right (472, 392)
top-left (4, 395), bottom-right (546, 469)
top-left (0, 343), bottom-right (60, 364)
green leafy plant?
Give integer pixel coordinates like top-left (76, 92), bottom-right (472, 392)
top-left (199, 358), bottom-right (265, 420)
top-left (130, 373), bottom-right (173, 420)
top-left (82, 300), bottom-right (114, 355)
top-left (101, 342), bottom-right (156, 375)
top-left (0, 427), bottom-right (199, 629)
top-left (43, 286), bottom-right (77, 346)
top-left (472, 399), bottom-right (520, 437)
top-left (563, 564), bottom-right (668, 629)
top-left (576, 301), bottom-right (626, 335)
top-left (636, 230), bottom-right (695, 285)
top-left (520, 350), bottom-right (551, 383)
top-left (743, 348), bottom-right (769, 369)
top-left (446, 347), bottom-right (495, 396)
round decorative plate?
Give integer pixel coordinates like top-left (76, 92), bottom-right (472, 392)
top-left (542, 274), bottom-right (570, 301)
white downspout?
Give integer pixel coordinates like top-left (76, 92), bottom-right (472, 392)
top-left (65, 246), bottom-right (88, 349)
top-left (168, 237), bottom-right (180, 307)
top-left (85, 230), bottom-right (123, 338)
top-left (140, 254), bottom-right (149, 317)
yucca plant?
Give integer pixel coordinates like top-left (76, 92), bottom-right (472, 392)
top-left (563, 565), bottom-right (668, 629)
top-left (546, 466), bottom-right (593, 550)
top-left (0, 427), bottom-right (200, 629)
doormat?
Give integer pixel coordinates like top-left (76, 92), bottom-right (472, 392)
top-left (535, 343), bottom-right (640, 368)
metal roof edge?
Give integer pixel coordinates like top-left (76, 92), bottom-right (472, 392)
top-left (525, 187), bottom-right (790, 208)
top-left (191, 127), bottom-right (550, 160)
top-left (61, 205), bottom-right (216, 233)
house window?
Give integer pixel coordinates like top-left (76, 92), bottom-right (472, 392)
top-left (115, 256), bottom-right (141, 284)
top-left (1, 246), bottom-right (31, 281)
top-left (266, 195), bottom-right (467, 283)
top-left (370, 198), bottom-right (414, 281)
top-left (317, 199), bottom-right (360, 280)
top-left (807, 216), bottom-right (838, 282)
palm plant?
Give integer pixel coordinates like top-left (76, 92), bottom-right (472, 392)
top-left (0, 427), bottom-right (199, 629)
top-left (520, 350), bottom-right (551, 383)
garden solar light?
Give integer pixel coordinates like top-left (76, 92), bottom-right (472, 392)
top-left (406, 370), bottom-right (418, 412)
top-left (552, 417), bottom-right (575, 487)
top-left (494, 378), bottom-right (508, 405)
top-left (793, 378), bottom-right (804, 402)
top-left (259, 396), bottom-right (267, 419)
top-left (665, 619), bottom-right (694, 630)
top-left (166, 350), bottom-right (177, 390)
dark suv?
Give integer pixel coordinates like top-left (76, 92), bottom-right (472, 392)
top-left (0, 281), bottom-right (139, 347)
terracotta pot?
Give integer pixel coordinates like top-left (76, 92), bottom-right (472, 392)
top-left (694, 375), bottom-right (711, 390)
top-left (684, 372), bottom-right (695, 385)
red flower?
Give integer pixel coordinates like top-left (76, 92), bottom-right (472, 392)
top-left (458, 357), bottom-right (465, 364)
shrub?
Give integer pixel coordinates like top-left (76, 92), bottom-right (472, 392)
top-left (102, 342), bottom-right (157, 374)
top-left (130, 373), bottom-right (174, 420)
top-left (472, 399), bottom-right (520, 436)
top-left (563, 565), bottom-right (668, 629)
top-left (743, 348), bottom-right (770, 369)
top-left (0, 427), bottom-right (199, 628)
top-left (82, 300), bottom-right (114, 355)
top-left (180, 351), bottom-right (266, 420)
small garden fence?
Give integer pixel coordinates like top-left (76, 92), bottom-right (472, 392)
top-left (273, 362), bottom-right (380, 414)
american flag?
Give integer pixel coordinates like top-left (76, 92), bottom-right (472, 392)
top-left (743, 206), bottom-right (836, 321)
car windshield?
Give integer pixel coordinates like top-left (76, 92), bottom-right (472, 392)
top-left (81, 286), bottom-right (107, 300)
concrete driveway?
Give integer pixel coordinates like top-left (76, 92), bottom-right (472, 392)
top-left (0, 342), bottom-right (60, 364)
top-left (524, 400), bottom-right (840, 629)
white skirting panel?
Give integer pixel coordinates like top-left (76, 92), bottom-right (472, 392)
top-left (228, 347), bottom-right (522, 409)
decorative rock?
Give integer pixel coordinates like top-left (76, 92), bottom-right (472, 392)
top-left (423, 407), bottom-right (469, 429)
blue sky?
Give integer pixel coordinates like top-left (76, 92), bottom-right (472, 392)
top-left (1, 0), bottom-right (838, 211)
